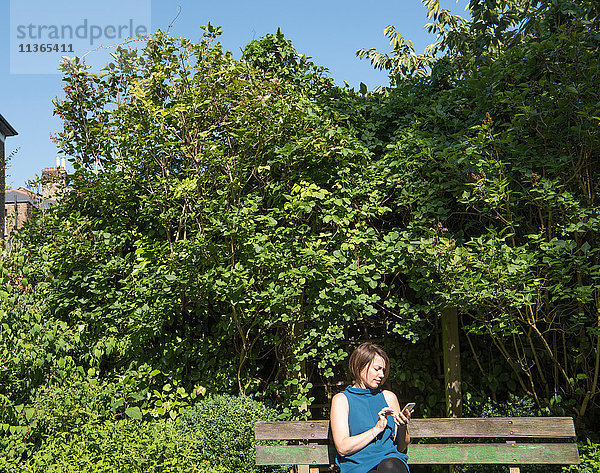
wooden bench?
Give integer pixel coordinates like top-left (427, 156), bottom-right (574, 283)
top-left (255, 417), bottom-right (580, 473)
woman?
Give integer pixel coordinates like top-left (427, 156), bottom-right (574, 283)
top-left (330, 342), bottom-right (412, 473)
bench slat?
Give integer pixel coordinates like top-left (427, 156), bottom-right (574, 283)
top-left (256, 443), bottom-right (580, 466)
top-left (410, 417), bottom-right (576, 438)
top-left (255, 421), bottom-right (329, 440)
top-left (255, 417), bottom-right (575, 440)
top-left (256, 445), bottom-right (335, 465)
top-left (408, 443), bottom-right (581, 464)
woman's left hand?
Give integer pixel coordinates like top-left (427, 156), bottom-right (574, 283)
top-left (389, 406), bottom-right (412, 426)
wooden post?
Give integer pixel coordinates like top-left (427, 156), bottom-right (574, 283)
top-left (442, 306), bottom-right (462, 418)
top-left (442, 306), bottom-right (462, 473)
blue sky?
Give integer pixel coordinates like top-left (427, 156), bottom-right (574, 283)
top-left (1, 0), bottom-right (469, 188)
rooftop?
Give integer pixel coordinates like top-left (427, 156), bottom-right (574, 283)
top-left (0, 114), bottom-right (18, 138)
top-left (5, 187), bottom-right (54, 210)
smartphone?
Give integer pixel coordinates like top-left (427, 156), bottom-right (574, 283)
top-left (402, 402), bottom-right (416, 412)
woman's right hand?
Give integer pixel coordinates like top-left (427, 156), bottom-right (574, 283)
top-left (374, 407), bottom-right (394, 434)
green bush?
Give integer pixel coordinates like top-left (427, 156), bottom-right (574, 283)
top-left (19, 419), bottom-right (223, 473)
top-left (0, 376), bottom-right (286, 471)
top-left (563, 440), bottom-right (600, 473)
top-left (175, 394), bottom-right (281, 473)
top-left (0, 377), bottom-right (224, 472)
top-left (462, 393), bottom-right (542, 418)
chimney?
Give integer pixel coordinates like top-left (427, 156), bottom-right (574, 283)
top-left (42, 162), bottom-right (67, 199)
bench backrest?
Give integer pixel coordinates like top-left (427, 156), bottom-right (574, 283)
top-left (255, 417), bottom-right (580, 466)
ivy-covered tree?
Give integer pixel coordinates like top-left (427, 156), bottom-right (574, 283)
top-left (15, 26), bottom-right (416, 421)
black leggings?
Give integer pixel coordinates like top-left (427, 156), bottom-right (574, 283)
top-left (367, 457), bottom-right (409, 473)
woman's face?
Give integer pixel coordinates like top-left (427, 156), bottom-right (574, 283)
top-left (357, 354), bottom-right (386, 389)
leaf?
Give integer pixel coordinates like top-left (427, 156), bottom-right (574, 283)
top-left (24, 408), bottom-right (35, 422)
top-left (125, 407), bottom-right (143, 420)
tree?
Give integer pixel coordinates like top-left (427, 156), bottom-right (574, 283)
top-left (16, 26), bottom-right (414, 420)
top-left (353, 0), bottom-right (600, 426)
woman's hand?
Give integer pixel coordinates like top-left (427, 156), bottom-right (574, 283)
top-left (374, 407), bottom-right (393, 434)
top-left (394, 405), bottom-right (412, 426)
top-left (393, 405), bottom-right (412, 451)
top-left (377, 406), bottom-right (411, 431)
top-left (381, 392), bottom-right (413, 452)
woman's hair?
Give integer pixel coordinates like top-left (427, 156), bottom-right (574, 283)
top-left (349, 342), bottom-right (390, 385)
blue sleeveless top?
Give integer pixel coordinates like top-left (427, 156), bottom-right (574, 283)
top-left (336, 386), bottom-right (409, 473)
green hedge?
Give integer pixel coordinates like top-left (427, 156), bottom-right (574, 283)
top-left (563, 440), bottom-right (600, 473)
top-left (175, 394), bottom-right (283, 473)
top-left (4, 419), bottom-right (224, 473)
top-left (1, 378), bottom-right (279, 472)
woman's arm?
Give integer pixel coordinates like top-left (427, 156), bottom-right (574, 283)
top-left (330, 392), bottom-right (391, 457)
top-left (382, 390), bottom-right (411, 452)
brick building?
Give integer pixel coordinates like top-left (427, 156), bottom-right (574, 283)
top-left (4, 187), bottom-right (38, 239)
top-left (4, 163), bottom-right (65, 239)
top-left (0, 114), bottom-right (18, 243)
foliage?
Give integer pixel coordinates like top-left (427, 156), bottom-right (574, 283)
top-left (23, 24), bottom-right (419, 420)
top-left (350, 0), bottom-right (600, 427)
top-left (242, 27), bottom-right (332, 93)
top-left (0, 375), bottom-right (218, 472)
top-left (463, 392), bottom-right (540, 418)
top-left (563, 439), bottom-right (600, 473)
top-left (1, 5), bottom-right (599, 471)
top-left (10, 419), bottom-right (222, 473)
top-left (0, 248), bottom-right (77, 405)
top-left (176, 394), bottom-right (283, 473)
